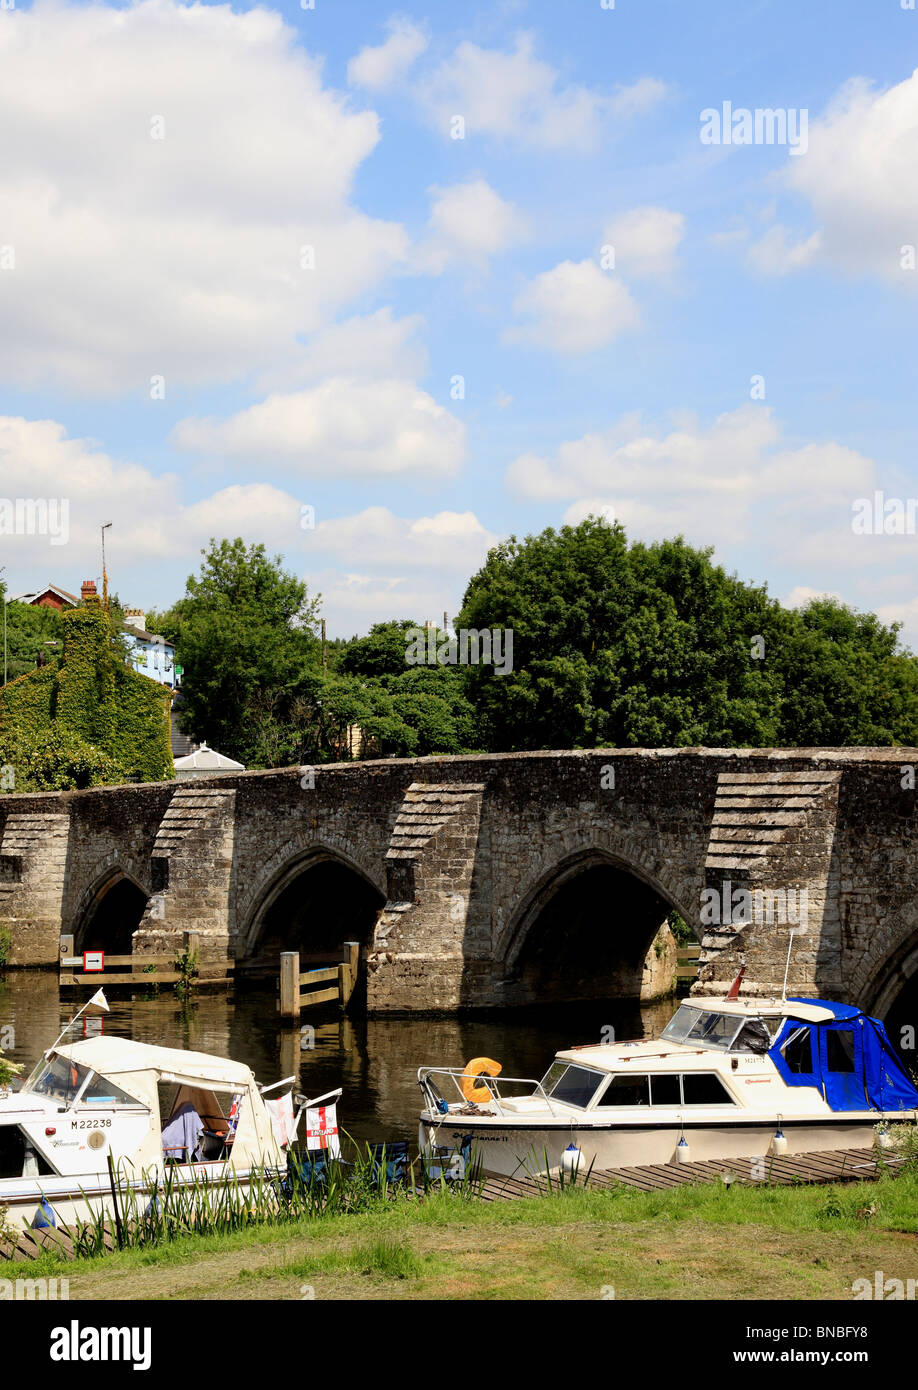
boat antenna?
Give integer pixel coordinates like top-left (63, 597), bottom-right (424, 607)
top-left (726, 960), bottom-right (746, 1000)
top-left (781, 931), bottom-right (796, 1003)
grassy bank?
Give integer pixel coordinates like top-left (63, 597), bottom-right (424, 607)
top-left (20, 1168), bottom-right (918, 1301)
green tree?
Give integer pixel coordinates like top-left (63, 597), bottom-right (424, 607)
top-left (456, 517), bottom-right (918, 750)
top-left (1, 597), bottom-right (63, 681)
top-left (150, 539), bottom-right (321, 766)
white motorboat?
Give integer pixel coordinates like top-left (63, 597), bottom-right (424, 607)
top-left (418, 991), bottom-right (918, 1179)
top-left (0, 993), bottom-right (341, 1232)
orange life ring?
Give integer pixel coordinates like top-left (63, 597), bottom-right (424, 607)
top-left (460, 1057), bottom-right (502, 1104)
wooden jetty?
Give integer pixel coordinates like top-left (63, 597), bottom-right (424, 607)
top-left (476, 1146), bottom-right (908, 1202)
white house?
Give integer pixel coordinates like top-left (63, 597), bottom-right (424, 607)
top-left (121, 609), bottom-right (178, 689)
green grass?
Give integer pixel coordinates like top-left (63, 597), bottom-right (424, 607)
top-left (17, 1167), bottom-right (918, 1301)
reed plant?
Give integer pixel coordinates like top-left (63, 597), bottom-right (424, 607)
top-left (71, 1133), bottom-right (481, 1259)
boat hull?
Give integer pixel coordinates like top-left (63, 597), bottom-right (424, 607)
top-left (420, 1113), bottom-right (900, 1178)
top-left (0, 1163), bottom-right (283, 1234)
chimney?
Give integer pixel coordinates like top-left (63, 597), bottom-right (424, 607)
top-left (80, 579), bottom-right (99, 604)
top-left (124, 608), bottom-right (146, 631)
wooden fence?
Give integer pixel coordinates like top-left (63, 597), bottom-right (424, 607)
top-left (676, 943), bottom-right (701, 981)
top-left (59, 931), bottom-right (233, 988)
top-left (279, 941), bottom-right (359, 1020)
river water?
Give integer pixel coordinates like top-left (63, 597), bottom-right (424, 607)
top-left (0, 973), bottom-right (677, 1146)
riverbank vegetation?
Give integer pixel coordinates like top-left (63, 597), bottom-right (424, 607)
top-left (16, 1167), bottom-right (918, 1301)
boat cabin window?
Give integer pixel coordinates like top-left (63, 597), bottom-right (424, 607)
top-left (541, 1063), bottom-right (604, 1108)
top-left (649, 1074), bottom-right (681, 1106)
top-left (595, 1072), bottom-right (735, 1107)
top-left (682, 1073), bottom-right (735, 1106)
top-left (782, 1027), bottom-right (813, 1074)
top-left (729, 1019), bottom-right (774, 1054)
top-left (825, 1029), bottom-right (856, 1074)
top-left (0, 1124), bottom-right (55, 1179)
top-left (597, 1074), bottom-right (650, 1106)
top-left (79, 1072), bottom-right (141, 1107)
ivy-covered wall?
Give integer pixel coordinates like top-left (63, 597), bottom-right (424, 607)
top-left (0, 604), bottom-right (172, 785)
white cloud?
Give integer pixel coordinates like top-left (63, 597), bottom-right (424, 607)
top-left (419, 179), bottom-right (527, 271)
top-left (347, 16), bottom-right (428, 92)
top-left (304, 507), bottom-right (496, 634)
top-left (504, 259), bottom-right (641, 353)
top-left (0, 416), bottom-right (306, 574)
top-left (746, 225), bottom-right (823, 275)
top-left (753, 69), bottom-right (918, 282)
top-left (308, 506), bottom-right (497, 569)
top-left (506, 405), bottom-right (874, 537)
top-left (603, 206), bottom-right (686, 277)
top-left (0, 0), bottom-right (407, 393)
top-left (172, 378), bottom-right (466, 478)
top-left (418, 34), bottom-right (666, 150)
top-left (0, 417), bottom-right (484, 636)
top-left (784, 585), bottom-right (843, 608)
top-left (255, 309), bottom-right (428, 393)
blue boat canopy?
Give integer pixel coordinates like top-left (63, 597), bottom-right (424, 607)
top-left (769, 999), bottom-right (918, 1113)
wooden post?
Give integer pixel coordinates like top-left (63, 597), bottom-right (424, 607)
top-left (338, 941), bottom-right (359, 1008)
top-left (280, 951), bottom-right (300, 1020)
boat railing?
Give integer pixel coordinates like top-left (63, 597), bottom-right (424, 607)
top-left (417, 1067), bottom-right (564, 1118)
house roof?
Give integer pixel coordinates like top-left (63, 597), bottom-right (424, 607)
top-left (11, 584), bottom-right (80, 607)
top-left (173, 744), bottom-right (244, 771)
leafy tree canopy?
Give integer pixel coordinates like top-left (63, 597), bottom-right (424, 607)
top-left (456, 517), bottom-right (918, 750)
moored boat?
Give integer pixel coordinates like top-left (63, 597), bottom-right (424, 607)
top-left (0, 993), bottom-right (340, 1232)
top-left (418, 993), bottom-right (918, 1179)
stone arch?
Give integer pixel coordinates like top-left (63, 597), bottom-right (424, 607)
top-left (239, 840), bottom-right (386, 960)
top-left (71, 865), bottom-right (151, 955)
top-left (501, 844), bottom-right (699, 972)
top-left (856, 907), bottom-right (918, 1019)
top-left (497, 844), bottom-right (699, 1007)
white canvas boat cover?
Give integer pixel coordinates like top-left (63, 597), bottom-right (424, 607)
top-left (54, 1037), bottom-right (256, 1090)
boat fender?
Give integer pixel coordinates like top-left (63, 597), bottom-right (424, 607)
top-left (460, 1057), bottom-right (502, 1104)
top-left (772, 1127), bottom-right (788, 1157)
top-left (675, 1136), bottom-right (691, 1164)
top-left (561, 1142), bottom-right (582, 1175)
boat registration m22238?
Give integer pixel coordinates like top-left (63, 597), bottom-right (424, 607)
top-left (70, 1118), bottom-right (112, 1129)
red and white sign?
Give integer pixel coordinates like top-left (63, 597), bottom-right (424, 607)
top-left (82, 951), bottom-right (105, 973)
top-left (305, 1103), bottom-right (340, 1157)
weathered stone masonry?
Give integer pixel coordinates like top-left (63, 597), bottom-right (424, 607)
top-left (0, 748), bottom-right (916, 1014)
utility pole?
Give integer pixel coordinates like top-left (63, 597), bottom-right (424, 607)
top-left (101, 521), bottom-right (112, 611)
top-left (321, 618), bottom-right (327, 675)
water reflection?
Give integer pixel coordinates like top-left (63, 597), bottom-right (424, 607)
top-left (0, 974), bottom-right (677, 1145)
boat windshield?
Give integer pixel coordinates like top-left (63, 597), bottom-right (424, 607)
top-left (661, 1006), bottom-right (744, 1051)
top-left (22, 1052), bottom-right (89, 1105)
top-left (21, 1053), bottom-right (139, 1107)
top-left (540, 1062), bottom-right (605, 1108)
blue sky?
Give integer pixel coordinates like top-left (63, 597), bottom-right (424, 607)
top-left (1, 0), bottom-right (917, 639)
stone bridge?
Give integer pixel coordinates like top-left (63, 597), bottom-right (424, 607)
top-left (1, 748), bottom-right (917, 1020)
